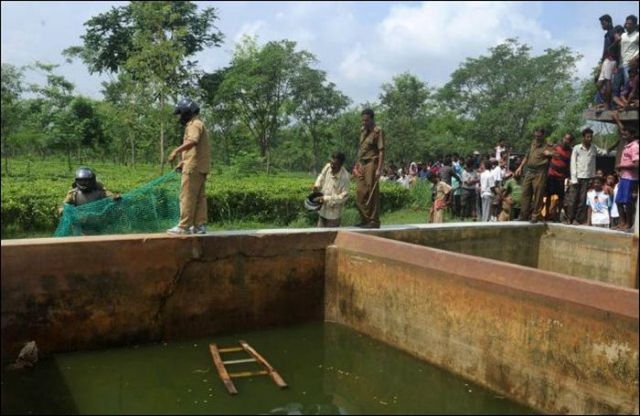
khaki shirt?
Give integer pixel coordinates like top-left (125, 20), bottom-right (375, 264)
top-left (314, 163), bottom-right (350, 220)
top-left (357, 125), bottom-right (385, 162)
top-left (182, 117), bottom-right (210, 174)
top-left (525, 141), bottom-right (550, 172)
top-left (435, 181), bottom-right (452, 201)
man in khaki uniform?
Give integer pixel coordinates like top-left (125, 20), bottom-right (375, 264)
top-left (514, 127), bottom-right (554, 223)
top-left (354, 108), bottom-right (385, 228)
top-left (167, 98), bottom-right (211, 235)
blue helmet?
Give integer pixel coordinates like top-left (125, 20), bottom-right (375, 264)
top-left (174, 97), bottom-right (200, 125)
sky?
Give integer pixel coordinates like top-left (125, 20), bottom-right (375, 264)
top-left (1, 1), bottom-right (638, 105)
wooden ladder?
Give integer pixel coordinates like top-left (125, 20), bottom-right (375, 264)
top-left (209, 340), bottom-right (288, 395)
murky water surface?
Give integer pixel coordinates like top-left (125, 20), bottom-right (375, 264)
top-left (2, 322), bottom-right (534, 414)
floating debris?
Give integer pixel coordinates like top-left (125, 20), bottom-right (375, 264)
top-left (8, 341), bottom-right (38, 370)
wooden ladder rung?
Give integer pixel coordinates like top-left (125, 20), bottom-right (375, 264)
top-left (223, 358), bottom-right (257, 365)
top-left (229, 370), bottom-right (269, 378)
top-left (218, 347), bottom-right (244, 353)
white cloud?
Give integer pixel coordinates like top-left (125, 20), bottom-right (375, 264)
top-left (3, 0), bottom-right (636, 105)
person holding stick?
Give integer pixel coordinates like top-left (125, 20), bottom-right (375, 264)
top-left (353, 108), bottom-right (385, 229)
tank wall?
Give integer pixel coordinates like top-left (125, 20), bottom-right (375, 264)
top-left (325, 232), bottom-right (639, 414)
top-left (539, 224), bottom-right (639, 289)
top-left (1, 231), bottom-right (336, 360)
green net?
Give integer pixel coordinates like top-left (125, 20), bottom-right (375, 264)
top-left (54, 171), bottom-right (181, 237)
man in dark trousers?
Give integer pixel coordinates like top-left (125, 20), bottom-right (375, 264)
top-left (514, 128), bottom-right (554, 223)
top-left (353, 108), bottom-right (385, 229)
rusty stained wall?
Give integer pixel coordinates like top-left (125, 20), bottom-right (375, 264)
top-left (325, 232), bottom-right (639, 415)
top-left (539, 225), bottom-right (639, 289)
top-left (368, 224), bottom-right (545, 268)
top-left (1, 231), bottom-right (336, 361)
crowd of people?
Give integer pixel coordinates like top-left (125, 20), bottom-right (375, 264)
top-left (594, 14), bottom-right (639, 112)
top-left (378, 121), bottom-right (638, 231)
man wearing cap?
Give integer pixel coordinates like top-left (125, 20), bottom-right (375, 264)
top-left (312, 152), bottom-right (350, 227)
top-left (353, 108), bottom-right (385, 228)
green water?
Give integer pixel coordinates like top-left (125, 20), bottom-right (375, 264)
top-left (1, 322), bottom-right (535, 415)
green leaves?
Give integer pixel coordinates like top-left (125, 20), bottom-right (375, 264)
top-left (440, 38), bottom-right (583, 151)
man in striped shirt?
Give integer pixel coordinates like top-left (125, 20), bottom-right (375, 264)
top-left (545, 132), bottom-right (574, 222)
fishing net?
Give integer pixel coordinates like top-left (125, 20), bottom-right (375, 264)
top-left (54, 171), bottom-right (181, 237)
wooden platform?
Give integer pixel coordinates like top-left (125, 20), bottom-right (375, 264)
top-left (582, 107), bottom-right (639, 123)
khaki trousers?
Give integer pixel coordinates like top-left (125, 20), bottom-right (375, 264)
top-left (178, 171), bottom-right (208, 229)
top-left (519, 170), bottom-right (547, 221)
top-left (356, 160), bottom-right (380, 226)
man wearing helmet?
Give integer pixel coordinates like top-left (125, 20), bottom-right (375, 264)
top-left (59, 167), bottom-right (120, 213)
top-left (167, 97), bottom-right (211, 235)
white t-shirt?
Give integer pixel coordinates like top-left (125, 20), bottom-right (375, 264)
top-left (586, 189), bottom-right (611, 225)
top-left (621, 30), bottom-right (639, 65)
top-left (491, 165), bottom-right (503, 183)
top-left (480, 170), bottom-right (495, 197)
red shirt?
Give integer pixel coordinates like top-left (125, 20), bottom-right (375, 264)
top-left (548, 144), bottom-right (572, 179)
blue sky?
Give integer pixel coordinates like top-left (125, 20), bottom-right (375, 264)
top-left (1, 1), bottom-right (638, 104)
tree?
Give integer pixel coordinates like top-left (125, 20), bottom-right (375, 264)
top-left (64, 1), bottom-right (224, 172)
top-left (1, 63), bottom-right (24, 175)
top-left (325, 108), bottom-right (362, 169)
top-left (217, 37), bottom-right (315, 173)
top-left (439, 39), bottom-right (583, 152)
top-left (378, 72), bottom-right (432, 164)
top-left (291, 67), bottom-right (350, 173)
top-left (27, 62), bottom-right (77, 170)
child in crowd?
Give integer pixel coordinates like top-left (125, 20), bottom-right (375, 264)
top-left (428, 173), bottom-right (452, 223)
top-left (586, 177), bottom-right (611, 228)
top-left (503, 173), bottom-right (523, 220)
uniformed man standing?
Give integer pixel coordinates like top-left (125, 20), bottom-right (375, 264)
top-left (167, 97), bottom-right (211, 235)
top-left (354, 108), bottom-right (385, 228)
top-left (514, 127), bottom-right (554, 223)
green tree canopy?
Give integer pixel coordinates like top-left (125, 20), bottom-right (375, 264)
top-left (438, 39), bottom-right (583, 151)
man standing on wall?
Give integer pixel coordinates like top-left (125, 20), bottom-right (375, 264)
top-left (566, 128), bottom-right (618, 225)
top-left (544, 132), bottom-right (575, 222)
top-left (514, 128), bottom-right (554, 223)
top-left (353, 108), bottom-right (385, 229)
top-left (167, 97), bottom-right (211, 235)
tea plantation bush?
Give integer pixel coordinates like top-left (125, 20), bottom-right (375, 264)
top-left (1, 159), bottom-right (412, 235)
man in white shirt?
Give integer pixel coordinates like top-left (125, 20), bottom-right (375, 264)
top-left (566, 127), bottom-right (619, 224)
top-left (479, 162), bottom-right (495, 222)
top-left (312, 152), bottom-right (350, 227)
top-left (620, 15), bottom-right (639, 84)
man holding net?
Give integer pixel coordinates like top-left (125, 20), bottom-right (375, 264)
top-left (167, 97), bottom-right (211, 235)
top-left (59, 167), bottom-right (120, 213)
